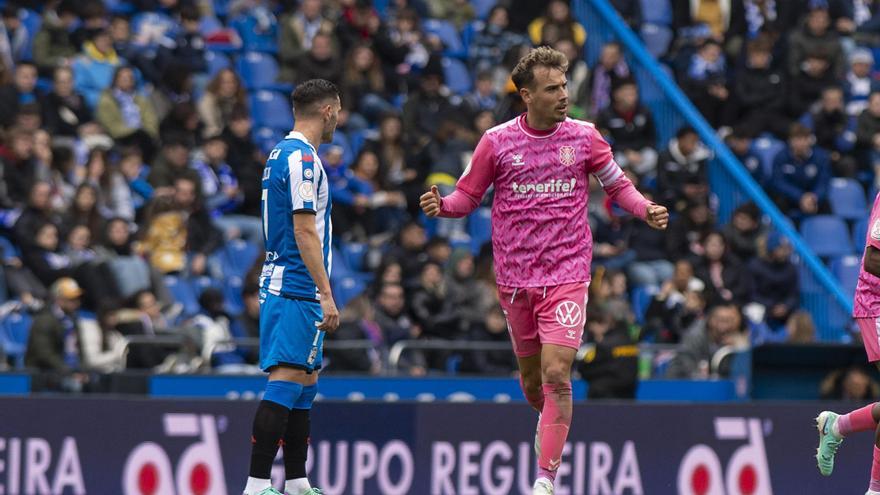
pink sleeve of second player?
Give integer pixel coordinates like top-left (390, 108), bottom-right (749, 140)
top-left (868, 201), bottom-right (880, 251)
top-left (586, 125), bottom-right (651, 220)
top-left (438, 134), bottom-right (496, 218)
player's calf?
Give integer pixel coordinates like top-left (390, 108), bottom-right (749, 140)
top-left (283, 384), bottom-right (318, 495)
top-left (244, 381), bottom-right (304, 495)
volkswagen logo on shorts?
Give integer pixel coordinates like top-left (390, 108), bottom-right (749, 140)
top-left (555, 300), bottom-right (582, 328)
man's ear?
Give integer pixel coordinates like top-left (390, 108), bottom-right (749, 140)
top-left (519, 87), bottom-right (530, 104)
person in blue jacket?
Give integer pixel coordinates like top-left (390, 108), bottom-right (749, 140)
top-left (770, 123), bottom-right (832, 220)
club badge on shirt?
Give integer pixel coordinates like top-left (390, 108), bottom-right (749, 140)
top-left (559, 145), bottom-right (576, 166)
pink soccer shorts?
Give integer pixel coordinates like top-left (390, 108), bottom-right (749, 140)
top-left (497, 282), bottom-right (589, 357)
top-left (857, 317), bottom-right (880, 362)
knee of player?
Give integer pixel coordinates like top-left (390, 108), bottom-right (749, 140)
top-left (541, 366), bottom-right (572, 386)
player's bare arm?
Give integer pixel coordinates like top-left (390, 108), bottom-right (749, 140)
top-left (293, 212), bottom-right (339, 332)
top-left (865, 246), bottom-right (880, 277)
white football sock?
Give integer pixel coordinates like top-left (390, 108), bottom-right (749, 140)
top-left (285, 477), bottom-right (312, 494)
top-left (244, 477), bottom-right (272, 494)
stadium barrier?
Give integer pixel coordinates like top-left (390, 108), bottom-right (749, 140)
top-left (0, 397), bottom-right (866, 494)
top-left (575, 0), bottom-right (853, 340)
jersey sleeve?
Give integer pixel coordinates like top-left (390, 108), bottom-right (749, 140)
top-left (585, 124), bottom-right (651, 220)
top-left (288, 148), bottom-right (317, 214)
top-left (870, 211), bottom-right (880, 251)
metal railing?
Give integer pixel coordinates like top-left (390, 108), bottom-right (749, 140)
top-left (575, 0), bottom-right (853, 340)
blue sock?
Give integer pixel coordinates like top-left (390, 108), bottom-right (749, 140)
top-left (263, 380), bottom-right (303, 410)
top-left (292, 384), bottom-right (318, 410)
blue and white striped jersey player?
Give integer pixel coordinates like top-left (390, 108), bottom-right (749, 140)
top-left (244, 79), bottom-right (341, 495)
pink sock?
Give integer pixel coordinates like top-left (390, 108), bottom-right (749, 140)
top-left (536, 382), bottom-right (572, 483)
top-left (520, 376), bottom-right (544, 412)
top-left (838, 403), bottom-right (878, 437)
top-left (871, 446), bottom-right (880, 491)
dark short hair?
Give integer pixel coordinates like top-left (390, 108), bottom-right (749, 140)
top-left (789, 122), bottom-right (812, 138)
top-left (292, 79), bottom-right (339, 117)
top-left (676, 125), bottom-right (697, 139)
top-left (511, 46), bottom-right (569, 91)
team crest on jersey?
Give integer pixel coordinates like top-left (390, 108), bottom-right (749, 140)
top-left (559, 145), bottom-right (576, 166)
top-left (299, 182), bottom-right (315, 201)
top-left (304, 168), bottom-right (313, 179)
top-left (512, 153), bottom-right (525, 166)
top-left (872, 219), bottom-right (880, 241)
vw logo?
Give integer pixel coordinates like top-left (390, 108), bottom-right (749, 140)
top-left (555, 300), bottom-right (582, 328)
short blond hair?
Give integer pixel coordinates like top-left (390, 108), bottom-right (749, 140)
top-left (511, 46), bottom-right (569, 90)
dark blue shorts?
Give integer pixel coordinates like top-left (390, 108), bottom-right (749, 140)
top-left (259, 290), bottom-right (324, 372)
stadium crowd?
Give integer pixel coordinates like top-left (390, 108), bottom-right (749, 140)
top-left (0, 0), bottom-right (872, 399)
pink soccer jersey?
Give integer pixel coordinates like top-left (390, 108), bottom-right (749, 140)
top-left (854, 191), bottom-right (880, 318)
top-left (439, 114), bottom-right (651, 288)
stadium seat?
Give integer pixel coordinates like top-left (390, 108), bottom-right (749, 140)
top-left (831, 255), bottom-right (861, 299)
top-left (829, 178), bottom-right (867, 220)
top-left (751, 135), bottom-right (785, 181)
top-left (0, 309), bottom-right (31, 369)
top-left (204, 50), bottom-right (230, 77)
top-left (471, 0), bottom-right (497, 19)
top-left (0, 236), bottom-right (20, 261)
top-left (341, 242), bottom-right (368, 272)
top-left (630, 286), bottom-right (656, 325)
top-left (854, 216), bottom-right (869, 254)
top-left (640, 0), bottom-right (672, 25)
top-left (442, 57), bottom-right (472, 95)
top-left (423, 19), bottom-right (465, 57)
top-left (800, 215), bottom-right (854, 258)
top-left (224, 276), bottom-right (245, 315)
top-left (250, 90), bottom-right (294, 131)
top-left (199, 16), bottom-right (224, 36)
top-left (237, 52), bottom-right (292, 92)
top-left (229, 14), bottom-right (277, 53)
top-left (163, 275), bottom-right (200, 317)
top-left (222, 239), bottom-right (261, 280)
top-left (468, 207), bottom-right (492, 254)
top-left (332, 276), bottom-right (367, 309)
top-left (253, 127), bottom-right (285, 155)
top-left (640, 24), bottom-right (673, 58)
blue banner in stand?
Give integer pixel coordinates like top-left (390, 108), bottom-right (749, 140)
top-left (0, 397), bottom-right (871, 494)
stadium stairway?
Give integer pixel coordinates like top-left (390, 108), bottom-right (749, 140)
top-left (575, 0), bottom-right (854, 341)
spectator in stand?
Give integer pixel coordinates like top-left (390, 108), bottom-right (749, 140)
top-left (0, 126), bottom-right (43, 208)
top-left (236, 282), bottom-right (260, 340)
top-left (410, 261), bottom-right (457, 339)
top-left (673, 0), bottom-right (732, 40)
top-left (596, 78), bottom-right (658, 179)
top-left (588, 42), bottom-right (630, 117)
top-left (666, 303), bottom-right (748, 379)
top-left (173, 175), bottom-right (222, 276)
top-left (788, 51), bottom-right (837, 119)
top-left (70, 0), bottom-right (109, 49)
top-left (788, 5), bottom-right (844, 78)
top-left (78, 301), bottom-right (127, 373)
top-left (117, 147), bottom-right (153, 214)
top-left (627, 194), bottom-right (676, 289)
top-left (364, 113), bottom-right (420, 209)
top-left (64, 224), bottom-right (97, 266)
top-left (374, 282), bottom-right (426, 375)
top-left (770, 123), bottom-right (832, 219)
top-left (729, 39), bottom-right (788, 138)
top-left (821, 365), bottom-right (880, 401)
top-left (21, 222), bottom-right (73, 289)
top-left (352, 148), bottom-right (408, 238)
top-left (428, 0), bottom-right (475, 29)
top-left (692, 231), bottom-right (753, 307)
top-left (222, 107), bottom-right (263, 217)
top-left (786, 309), bottom-right (816, 343)
top-left (402, 57), bottom-right (455, 148)
top-left (645, 259), bottom-right (707, 343)
top-left (0, 62), bottom-right (44, 128)
top-left (156, 5), bottom-right (207, 74)
top-left (682, 39), bottom-right (729, 127)
top-left (461, 304), bottom-right (518, 375)
top-left (668, 200), bottom-right (715, 260)
top-left (464, 70), bottom-right (499, 115)
top-left (197, 69), bottom-right (248, 140)
top-left (444, 249), bottom-right (483, 335)
top-left (725, 126), bottom-right (766, 186)
top-left (326, 294), bottom-right (385, 374)
top-left (278, 0), bottom-right (335, 83)
top-left (83, 148), bottom-right (135, 221)
top-left (554, 38), bottom-right (590, 118)
top-left (13, 181), bottom-right (58, 248)
top-left (96, 216), bottom-right (135, 258)
top-left (191, 135), bottom-right (240, 217)
top-left (387, 221), bottom-right (428, 284)
top-left (386, 8), bottom-right (432, 78)
top-left (147, 135), bottom-right (198, 190)
top-left (342, 42), bottom-right (394, 123)
top-left (138, 195), bottom-right (187, 275)
top-left (292, 32), bottom-right (342, 85)
top-left (829, 0), bottom-right (880, 40)
top-left (73, 28), bottom-right (126, 109)
top-left (147, 66), bottom-right (194, 123)
top-left (24, 278), bottom-right (89, 387)
top-left (803, 85), bottom-right (858, 177)
top-left (748, 231), bottom-right (799, 329)
top-left (656, 126), bottom-right (711, 211)
top-left (722, 202), bottom-right (765, 261)
top-left (63, 183), bottom-right (105, 240)
top-left (577, 304), bottom-right (638, 398)
top-left (843, 48), bottom-right (879, 117)
top-left (43, 67), bottom-right (93, 138)
top-left (610, 0), bottom-right (642, 28)
top-left (528, 0), bottom-right (587, 47)
top-left (590, 202), bottom-right (636, 272)
top-left (856, 91), bottom-right (880, 184)
top-left (96, 66), bottom-right (159, 160)
top-left (0, 5), bottom-right (30, 69)
top-left (32, 1), bottom-right (80, 77)
top-left (469, 5), bottom-right (531, 75)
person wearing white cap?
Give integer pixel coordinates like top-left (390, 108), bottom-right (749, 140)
top-left (845, 47), bottom-right (880, 116)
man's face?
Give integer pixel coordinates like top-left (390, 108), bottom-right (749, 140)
top-left (378, 285), bottom-right (405, 315)
top-left (673, 261), bottom-right (693, 289)
top-left (58, 295), bottom-right (81, 314)
top-left (30, 182), bottom-right (51, 210)
top-left (311, 35), bottom-right (333, 61)
top-left (166, 145), bottom-right (189, 167)
top-left (302, 0), bottom-right (321, 18)
top-left (14, 65), bottom-right (36, 93)
top-left (204, 140), bottom-right (227, 163)
top-left (708, 306), bottom-right (741, 345)
top-left (727, 135), bottom-right (750, 155)
top-left (53, 68), bottom-right (74, 96)
top-left (748, 50), bottom-right (770, 69)
top-left (790, 134), bottom-right (812, 156)
top-left (522, 66), bottom-right (569, 124)
top-left (853, 60), bottom-right (872, 78)
top-left (807, 9), bottom-right (830, 34)
top-left (678, 133), bottom-right (699, 156)
top-left (821, 89), bottom-right (843, 112)
top-left (174, 179), bottom-right (196, 209)
top-left (613, 84), bottom-right (637, 110)
top-left (321, 96), bottom-right (342, 144)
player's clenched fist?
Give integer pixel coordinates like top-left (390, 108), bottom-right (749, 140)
top-left (420, 185), bottom-right (442, 217)
top-left (646, 204), bottom-right (669, 230)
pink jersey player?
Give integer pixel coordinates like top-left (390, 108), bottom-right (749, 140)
top-left (816, 191), bottom-right (880, 492)
top-left (420, 47), bottom-right (667, 495)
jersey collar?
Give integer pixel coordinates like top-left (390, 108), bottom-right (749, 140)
top-left (286, 131), bottom-right (317, 151)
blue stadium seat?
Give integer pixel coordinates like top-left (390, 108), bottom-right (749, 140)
top-left (751, 135), bottom-right (785, 181)
top-left (0, 236), bottom-right (20, 261)
top-left (423, 19), bottom-right (465, 57)
top-left (829, 178), bottom-right (867, 220)
top-left (19, 9), bottom-right (40, 61)
top-left (229, 14), bottom-right (277, 53)
top-left (223, 239), bottom-right (261, 279)
top-left (471, 0), bottom-right (497, 19)
top-left (800, 215), bottom-right (854, 258)
top-left (250, 90), bottom-right (294, 131)
top-left (199, 16), bottom-right (224, 36)
top-left (332, 276), bottom-right (366, 309)
top-left (640, 24), bottom-right (673, 58)
top-left (630, 286), bottom-right (656, 325)
top-left (213, 0), bottom-right (231, 18)
top-left (204, 50), bottom-right (230, 77)
top-left (341, 242), bottom-right (368, 272)
top-left (640, 0), bottom-right (672, 25)
top-left (0, 309), bottom-right (31, 369)
top-left (253, 127), bottom-right (285, 155)
top-left (854, 216), bottom-right (869, 254)
top-left (224, 276), bottom-right (245, 315)
top-left (237, 52), bottom-right (291, 91)
top-left (468, 207), bottom-right (492, 254)
top-left (442, 57), bottom-right (472, 95)
top-left (163, 275), bottom-right (200, 317)
top-left (831, 255), bottom-right (861, 299)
